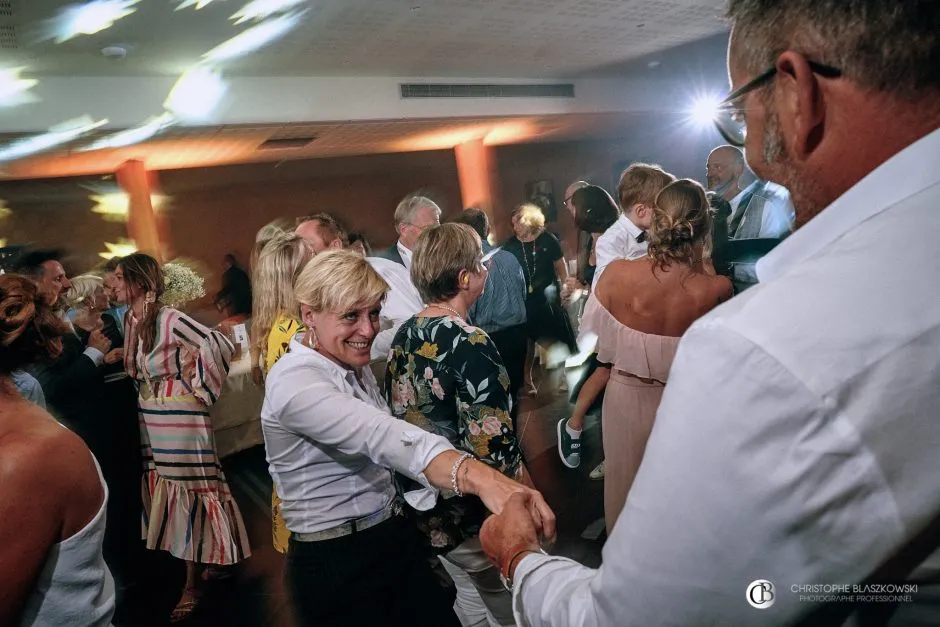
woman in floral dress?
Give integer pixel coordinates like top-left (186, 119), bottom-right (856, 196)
top-left (386, 223), bottom-right (523, 627)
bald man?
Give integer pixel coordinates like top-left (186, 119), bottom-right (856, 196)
top-left (706, 145), bottom-right (794, 240)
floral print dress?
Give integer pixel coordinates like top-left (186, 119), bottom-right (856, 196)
top-left (385, 314), bottom-right (523, 553)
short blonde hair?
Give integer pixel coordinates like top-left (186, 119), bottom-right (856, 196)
top-left (617, 163), bottom-right (676, 210)
top-left (65, 274), bottom-right (103, 310)
top-left (295, 249), bottom-right (388, 313)
top-left (513, 203), bottom-right (545, 239)
top-left (411, 223), bottom-right (481, 304)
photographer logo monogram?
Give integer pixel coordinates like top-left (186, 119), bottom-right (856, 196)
top-left (747, 580), bottom-right (776, 609)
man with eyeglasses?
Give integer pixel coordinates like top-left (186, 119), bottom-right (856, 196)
top-left (479, 1), bottom-right (940, 624)
top-left (373, 194), bottom-right (441, 270)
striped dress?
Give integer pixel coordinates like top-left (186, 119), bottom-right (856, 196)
top-left (124, 307), bottom-right (251, 565)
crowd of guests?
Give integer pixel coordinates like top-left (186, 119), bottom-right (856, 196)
top-left (0, 147), bottom-right (777, 626)
top-left (3, 2), bottom-right (939, 623)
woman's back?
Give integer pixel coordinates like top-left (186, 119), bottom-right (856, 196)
top-left (596, 257), bottom-right (732, 338)
top-left (0, 399), bottom-right (113, 627)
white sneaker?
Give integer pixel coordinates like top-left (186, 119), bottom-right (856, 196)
top-left (589, 461), bottom-right (605, 480)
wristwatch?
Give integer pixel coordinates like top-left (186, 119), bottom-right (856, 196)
top-left (499, 546), bottom-right (548, 591)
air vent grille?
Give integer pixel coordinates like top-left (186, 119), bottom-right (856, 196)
top-left (0, 25), bottom-right (17, 49)
top-left (258, 136), bottom-right (317, 150)
top-left (0, 1), bottom-right (12, 18)
top-left (400, 83), bottom-right (575, 99)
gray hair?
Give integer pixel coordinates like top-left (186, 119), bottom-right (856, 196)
top-left (394, 195), bottom-right (441, 227)
top-left (727, 0), bottom-right (940, 100)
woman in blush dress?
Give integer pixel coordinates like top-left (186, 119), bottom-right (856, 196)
top-left (582, 179), bottom-right (733, 533)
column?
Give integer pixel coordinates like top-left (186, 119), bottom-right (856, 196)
top-left (454, 138), bottom-right (507, 242)
top-left (116, 159), bottom-right (164, 261)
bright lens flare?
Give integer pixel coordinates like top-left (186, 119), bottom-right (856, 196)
top-left (231, 0), bottom-right (307, 24)
top-left (164, 67), bottom-right (228, 122)
top-left (690, 95), bottom-right (721, 127)
top-left (0, 68), bottom-right (38, 107)
top-left (48, 0), bottom-right (141, 43)
top-left (203, 9), bottom-right (307, 63)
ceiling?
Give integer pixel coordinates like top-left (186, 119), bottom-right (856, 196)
top-left (0, 111), bottom-right (660, 179)
top-left (3, 0), bottom-right (728, 77)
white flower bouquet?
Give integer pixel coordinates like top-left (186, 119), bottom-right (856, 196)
top-left (160, 260), bottom-right (206, 308)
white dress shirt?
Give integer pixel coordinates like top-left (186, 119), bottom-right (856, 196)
top-left (511, 128), bottom-right (940, 626)
top-left (262, 337), bottom-right (453, 535)
top-left (591, 214), bottom-right (647, 289)
top-left (366, 256), bottom-right (424, 361)
top-left (396, 240), bottom-right (414, 271)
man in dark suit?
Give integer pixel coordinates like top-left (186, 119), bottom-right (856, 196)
top-left (372, 194), bottom-right (441, 270)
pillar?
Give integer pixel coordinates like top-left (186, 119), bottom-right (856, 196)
top-left (454, 139), bottom-right (507, 242)
top-left (116, 159), bottom-right (164, 261)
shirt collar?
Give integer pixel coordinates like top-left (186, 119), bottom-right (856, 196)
top-left (397, 240), bottom-right (413, 269)
top-left (757, 128), bottom-right (940, 284)
top-left (619, 213), bottom-right (644, 239)
top-left (289, 336), bottom-right (361, 382)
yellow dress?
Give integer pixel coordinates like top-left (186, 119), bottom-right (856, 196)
top-left (266, 313), bottom-right (304, 554)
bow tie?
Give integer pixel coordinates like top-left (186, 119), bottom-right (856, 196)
top-left (636, 232), bottom-right (648, 244)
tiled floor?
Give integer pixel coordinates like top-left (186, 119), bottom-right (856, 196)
top-left (176, 363), bottom-right (604, 627)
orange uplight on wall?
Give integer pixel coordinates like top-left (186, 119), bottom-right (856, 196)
top-left (0, 201), bottom-right (11, 220)
top-left (392, 120), bottom-right (536, 152)
top-left (98, 238), bottom-right (138, 260)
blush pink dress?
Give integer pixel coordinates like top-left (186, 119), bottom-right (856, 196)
top-left (579, 294), bottom-right (681, 533)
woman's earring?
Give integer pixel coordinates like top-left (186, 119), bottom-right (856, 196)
top-left (304, 328), bottom-right (320, 350)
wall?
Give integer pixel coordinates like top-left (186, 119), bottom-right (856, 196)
top-left (0, 118), bottom-right (728, 285)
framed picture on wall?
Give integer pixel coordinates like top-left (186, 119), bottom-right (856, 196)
top-left (525, 179), bottom-right (557, 223)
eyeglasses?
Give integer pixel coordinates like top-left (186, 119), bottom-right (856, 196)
top-left (714, 61), bottom-right (842, 147)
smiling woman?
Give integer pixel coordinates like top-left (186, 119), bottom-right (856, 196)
top-left (261, 248), bottom-right (554, 626)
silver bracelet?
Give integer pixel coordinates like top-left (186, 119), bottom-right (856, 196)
top-left (450, 452), bottom-right (474, 497)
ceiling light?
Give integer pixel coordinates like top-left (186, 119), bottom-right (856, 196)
top-left (176, 0), bottom-right (224, 8)
top-left (0, 203), bottom-right (11, 220)
top-left (231, 0), bottom-right (306, 24)
top-left (690, 95), bottom-right (721, 127)
top-left (164, 66), bottom-right (227, 122)
top-left (80, 113), bottom-right (176, 151)
top-left (0, 116), bottom-right (108, 163)
top-left (0, 68), bottom-right (38, 107)
top-left (47, 1), bottom-right (141, 43)
top-left (203, 9), bottom-right (307, 63)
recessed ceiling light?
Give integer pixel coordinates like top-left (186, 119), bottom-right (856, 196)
top-left (647, 60), bottom-right (660, 68)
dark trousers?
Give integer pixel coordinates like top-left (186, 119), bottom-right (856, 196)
top-left (286, 516), bottom-right (460, 627)
top-left (488, 323), bottom-right (528, 429)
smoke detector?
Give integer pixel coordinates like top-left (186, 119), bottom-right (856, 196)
top-left (101, 45), bottom-right (128, 60)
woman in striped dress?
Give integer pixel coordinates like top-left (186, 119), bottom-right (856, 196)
top-left (114, 254), bottom-right (250, 611)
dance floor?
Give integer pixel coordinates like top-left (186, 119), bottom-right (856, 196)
top-left (177, 365), bottom-right (604, 626)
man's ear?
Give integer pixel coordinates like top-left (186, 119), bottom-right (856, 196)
top-left (329, 238), bottom-right (343, 249)
top-left (774, 50), bottom-right (827, 158)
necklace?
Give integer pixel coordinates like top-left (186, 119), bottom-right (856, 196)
top-left (521, 240), bottom-right (535, 294)
top-left (430, 303), bottom-right (465, 321)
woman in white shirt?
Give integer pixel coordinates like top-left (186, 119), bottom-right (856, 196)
top-left (262, 249), bottom-right (555, 627)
